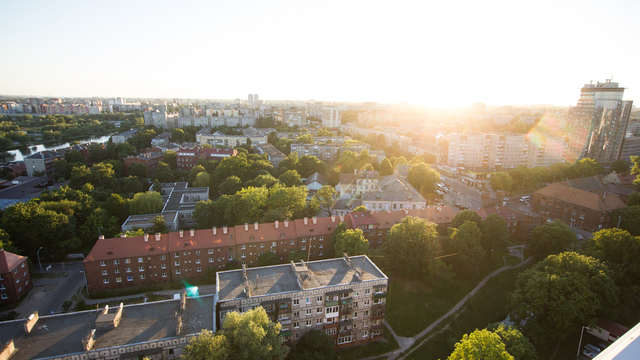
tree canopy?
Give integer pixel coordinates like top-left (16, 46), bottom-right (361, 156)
top-left (480, 214), bottom-right (511, 258)
top-left (508, 252), bottom-right (619, 345)
top-left (289, 330), bottom-right (335, 360)
top-left (447, 329), bottom-right (514, 360)
top-left (451, 210), bottom-right (482, 229)
top-left (383, 216), bottom-right (441, 280)
top-left (407, 162), bottom-right (441, 197)
top-left (527, 220), bottom-right (576, 260)
top-left (334, 229), bottom-right (369, 256)
top-left (129, 191), bottom-right (163, 215)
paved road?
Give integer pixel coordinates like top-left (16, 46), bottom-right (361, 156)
top-left (35, 262), bottom-right (85, 314)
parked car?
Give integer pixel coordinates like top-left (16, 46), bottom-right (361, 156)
top-left (583, 349), bottom-right (598, 359)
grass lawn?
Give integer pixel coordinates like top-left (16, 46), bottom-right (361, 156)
top-left (385, 250), bottom-right (509, 337)
top-left (336, 325), bottom-right (399, 360)
top-left (404, 261), bottom-right (534, 360)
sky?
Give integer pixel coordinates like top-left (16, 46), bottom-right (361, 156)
top-left (1, 0), bottom-right (640, 108)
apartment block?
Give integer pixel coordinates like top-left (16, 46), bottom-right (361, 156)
top-left (196, 127), bottom-right (268, 148)
top-left (447, 133), bottom-right (490, 168)
top-left (123, 152), bottom-right (164, 174)
top-left (176, 146), bottom-right (237, 171)
top-left (111, 129), bottom-right (139, 144)
top-left (24, 150), bottom-right (65, 177)
top-left (321, 108), bottom-right (341, 128)
top-left (525, 134), bottom-right (566, 168)
top-left (487, 133), bottom-right (526, 170)
top-left (215, 255), bottom-right (388, 349)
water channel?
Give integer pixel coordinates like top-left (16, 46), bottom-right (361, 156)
top-left (6, 133), bottom-right (114, 162)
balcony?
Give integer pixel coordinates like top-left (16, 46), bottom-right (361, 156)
top-left (373, 292), bottom-right (387, 299)
top-left (279, 330), bottom-right (292, 337)
top-left (325, 299), bottom-right (339, 307)
top-left (340, 297), bottom-right (352, 305)
top-left (279, 319), bottom-right (291, 325)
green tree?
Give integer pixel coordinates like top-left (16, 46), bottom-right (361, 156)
top-left (163, 150), bottom-right (178, 169)
top-left (194, 172), bottom-right (211, 188)
top-left (278, 170), bottom-right (302, 187)
top-left (334, 229), bottom-right (369, 256)
top-left (127, 163), bottom-right (149, 178)
top-left (151, 162), bottom-right (174, 182)
top-left (289, 330), bottom-right (335, 360)
top-left (64, 150), bottom-right (86, 165)
top-left (188, 165), bottom-right (208, 185)
top-left (383, 216), bottom-right (441, 280)
top-left (314, 185), bottom-right (337, 217)
top-left (106, 193), bottom-right (130, 223)
top-left (181, 329), bottom-right (229, 360)
top-left (295, 134), bottom-right (313, 143)
top-left (446, 221), bottom-right (486, 278)
top-left (150, 215), bottom-right (168, 234)
top-left (244, 174), bottom-right (279, 189)
top-left (297, 155), bottom-right (326, 178)
top-left (257, 251), bottom-right (279, 267)
top-left (193, 199), bottom-right (223, 229)
top-left (615, 205), bottom-right (640, 236)
top-left (509, 252), bottom-right (619, 345)
top-left (527, 219), bottom-right (576, 260)
top-left (220, 307), bottom-right (289, 360)
top-left (480, 214), bottom-right (511, 258)
top-left (218, 176), bottom-right (243, 196)
top-left (171, 128), bottom-right (185, 143)
top-left (490, 172), bottom-right (514, 193)
top-left (631, 156), bottom-right (640, 189)
top-left (352, 205), bottom-right (368, 212)
top-left (448, 329), bottom-right (514, 360)
top-left (451, 209), bottom-right (482, 229)
top-left (485, 323), bottom-right (538, 360)
top-left (610, 159), bottom-right (630, 174)
top-left (407, 163), bottom-right (441, 196)
top-left (394, 156), bottom-right (407, 167)
top-left (279, 151), bottom-right (299, 172)
top-left (627, 192), bottom-right (640, 207)
top-left (584, 228), bottom-right (640, 288)
top-left (129, 192), bottom-right (163, 215)
top-left (379, 158), bottom-right (393, 176)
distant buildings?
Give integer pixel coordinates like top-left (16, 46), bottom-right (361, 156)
top-left (111, 129), bottom-right (139, 144)
top-left (24, 150), bottom-right (65, 177)
top-left (176, 146), bottom-right (237, 171)
top-left (290, 142), bottom-right (371, 163)
top-left (254, 143), bottom-right (286, 167)
top-left (196, 127), bottom-right (268, 148)
top-left (123, 152), bottom-right (164, 174)
top-left (321, 107), bottom-right (341, 128)
top-left (0, 249), bottom-right (32, 304)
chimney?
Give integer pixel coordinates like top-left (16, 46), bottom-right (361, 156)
top-left (179, 229), bottom-right (184, 238)
top-left (223, 226), bottom-right (228, 234)
top-left (254, 222), bottom-right (259, 230)
top-left (304, 217), bottom-right (308, 225)
top-left (354, 169), bottom-right (357, 176)
top-left (343, 253), bottom-right (351, 266)
top-left (331, 215), bottom-right (336, 222)
top-left (190, 228), bottom-right (195, 237)
top-left (244, 223), bottom-right (249, 231)
top-left (275, 221), bottom-right (279, 228)
top-left (120, 234), bottom-right (126, 238)
top-left (213, 227), bottom-right (217, 235)
top-left (340, 215), bottom-right (344, 222)
top-left (143, 234), bottom-right (149, 242)
top-left (98, 235), bottom-right (104, 240)
top-left (312, 217), bottom-right (317, 224)
top-left (284, 219), bottom-right (289, 228)
top-left (155, 233), bottom-right (161, 241)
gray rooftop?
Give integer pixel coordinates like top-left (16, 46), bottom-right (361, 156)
top-left (0, 297), bottom-right (214, 360)
top-left (217, 255), bottom-right (387, 302)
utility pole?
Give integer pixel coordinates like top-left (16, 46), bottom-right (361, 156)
top-left (37, 247), bottom-right (44, 274)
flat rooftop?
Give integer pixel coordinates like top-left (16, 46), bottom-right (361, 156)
top-left (0, 296), bottom-right (213, 360)
top-left (217, 255), bottom-right (387, 302)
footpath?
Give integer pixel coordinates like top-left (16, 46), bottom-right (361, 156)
top-left (365, 246), bottom-right (532, 360)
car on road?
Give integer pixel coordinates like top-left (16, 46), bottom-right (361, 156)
top-left (583, 349), bottom-right (598, 359)
top-left (502, 202), bottom-right (507, 206)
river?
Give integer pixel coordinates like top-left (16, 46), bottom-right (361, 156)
top-left (6, 133), bottom-right (114, 162)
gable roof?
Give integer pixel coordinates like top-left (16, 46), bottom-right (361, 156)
top-left (84, 234), bottom-right (170, 262)
top-left (558, 176), bottom-right (605, 192)
top-left (293, 216), bottom-right (339, 237)
top-left (167, 228), bottom-right (236, 252)
top-left (535, 183), bottom-right (626, 211)
top-left (305, 172), bottom-right (326, 186)
top-left (0, 249), bottom-right (27, 273)
top-left (234, 220), bottom-right (298, 245)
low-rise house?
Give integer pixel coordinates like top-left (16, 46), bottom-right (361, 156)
top-left (24, 149), bottom-right (65, 177)
top-left (0, 249), bottom-right (32, 304)
top-left (176, 146), bottom-right (237, 171)
top-left (111, 129), bottom-right (139, 144)
top-left (123, 152), bottom-right (164, 174)
top-left (255, 143), bottom-right (286, 168)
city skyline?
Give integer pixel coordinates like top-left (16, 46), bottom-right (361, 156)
top-left (1, 0), bottom-right (639, 107)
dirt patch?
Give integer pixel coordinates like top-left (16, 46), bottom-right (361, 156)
top-left (12, 284), bottom-right (57, 317)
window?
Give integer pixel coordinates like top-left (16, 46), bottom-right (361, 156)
top-left (0, 294), bottom-right (7, 299)
top-left (363, 330), bottom-right (368, 338)
top-left (175, 261), bottom-right (180, 266)
top-left (127, 276), bottom-right (133, 281)
top-left (209, 257), bottom-right (214, 263)
top-left (229, 255), bottom-right (234, 261)
top-left (138, 257), bottom-right (143, 263)
top-left (208, 249), bottom-right (214, 254)
top-left (290, 240), bottom-right (294, 245)
top-left (161, 263), bottom-right (166, 269)
top-left (140, 274), bottom-right (145, 280)
top-left (241, 253), bottom-right (246, 258)
top-left (176, 269), bottom-right (181, 275)
top-left (138, 266), bottom-right (144, 272)
top-left (317, 296), bottom-right (323, 302)
top-left (125, 258), bottom-right (131, 264)
top-left (175, 252), bottom-right (179, 258)
top-left (301, 246), bottom-right (306, 251)
top-left (319, 244), bottom-right (323, 249)
top-left (103, 279), bottom-right (109, 284)
top-left (160, 255), bottom-right (166, 260)
top-left (116, 277), bottom-right (122, 283)
top-left (327, 328), bottom-right (336, 335)
top-left (241, 245), bottom-right (245, 250)
top-left (317, 318), bottom-right (322, 325)
top-left (294, 311), bottom-right (299, 318)
top-left (338, 336), bottom-right (352, 345)
top-left (197, 267), bottom-right (202, 272)
top-left (196, 259), bottom-right (201, 264)
top-left (306, 320), bottom-right (312, 327)
top-left (113, 260), bottom-right (120, 265)
top-left (100, 261), bottom-right (106, 267)
top-left (365, 289), bottom-right (371, 295)
top-left (302, 238), bottom-right (306, 243)
top-left (162, 272), bottom-right (167, 277)
top-left (319, 236), bottom-right (323, 241)
top-left (306, 309), bottom-right (312, 316)
top-left (364, 300), bottom-right (370, 307)
top-left (102, 270), bottom-right (108, 275)
top-left (126, 267), bottom-right (131, 273)
top-left (114, 269), bottom-right (120, 274)
top-left (317, 307), bottom-right (323, 314)
top-left (195, 250), bottom-right (200, 255)
top-left (293, 321), bottom-right (300, 329)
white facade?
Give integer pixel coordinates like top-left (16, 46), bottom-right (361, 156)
top-left (322, 108), bottom-right (341, 128)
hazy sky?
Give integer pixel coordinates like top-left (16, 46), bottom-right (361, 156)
top-left (1, 0), bottom-right (639, 107)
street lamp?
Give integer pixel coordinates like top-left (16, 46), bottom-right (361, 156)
top-left (521, 177), bottom-right (528, 194)
top-left (617, 216), bottom-right (622, 229)
top-left (36, 247), bottom-right (44, 274)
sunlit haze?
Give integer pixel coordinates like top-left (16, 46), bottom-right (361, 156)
top-left (2, 0), bottom-right (639, 107)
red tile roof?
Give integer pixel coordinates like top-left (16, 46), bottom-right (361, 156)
top-left (234, 220), bottom-right (298, 245)
top-left (535, 183), bottom-right (626, 211)
top-left (0, 249), bottom-right (27, 273)
top-left (293, 217), bottom-right (339, 237)
top-left (345, 211), bottom-right (378, 228)
top-left (167, 228), bottom-right (236, 252)
top-left (84, 234), bottom-right (170, 262)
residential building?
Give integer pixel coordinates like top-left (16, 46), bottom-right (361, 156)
top-left (360, 174), bottom-right (426, 212)
top-left (255, 143), bottom-right (286, 168)
top-left (151, 132), bottom-right (171, 146)
top-left (123, 152), bottom-right (164, 174)
top-left (407, 142), bottom-right (443, 163)
top-left (176, 146), bottom-right (237, 171)
top-left (283, 108), bottom-right (307, 127)
top-left (24, 150), bottom-right (65, 177)
top-left (143, 110), bottom-right (179, 129)
top-left (121, 182), bottom-right (209, 232)
top-left (620, 135), bottom-right (640, 163)
top-left (305, 172), bottom-right (327, 191)
top-left (196, 127), bottom-right (267, 148)
top-left (0, 176), bottom-right (53, 210)
top-left (447, 133), bottom-right (490, 168)
top-left (215, 255), bottom-right (388, 348)
top-left (321, 107), bottom-right (341, 128)
top-left (336, 170), bottom-right (380, 199)
top-left (290, 143), bottom-right (371, 163)
top-left (111, 129), bottom-right (139, 144)
top-left (487, 133), bottom-right (526, 170)
top-left (566, 80), bottom-right (633, 164)
top-left (525, 133), bottom-right (566, 168)
top-left (0, 249), bottom-right (32, 304)
top-left (532, 183), bottom-right (626, 232)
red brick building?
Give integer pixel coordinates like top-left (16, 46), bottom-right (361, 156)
top-left (123, 152), bottom-right (163, 175)
top-left (0, 250), bottom-right (32, 304)
top-left (177, 146), bottom-right (237, 171)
